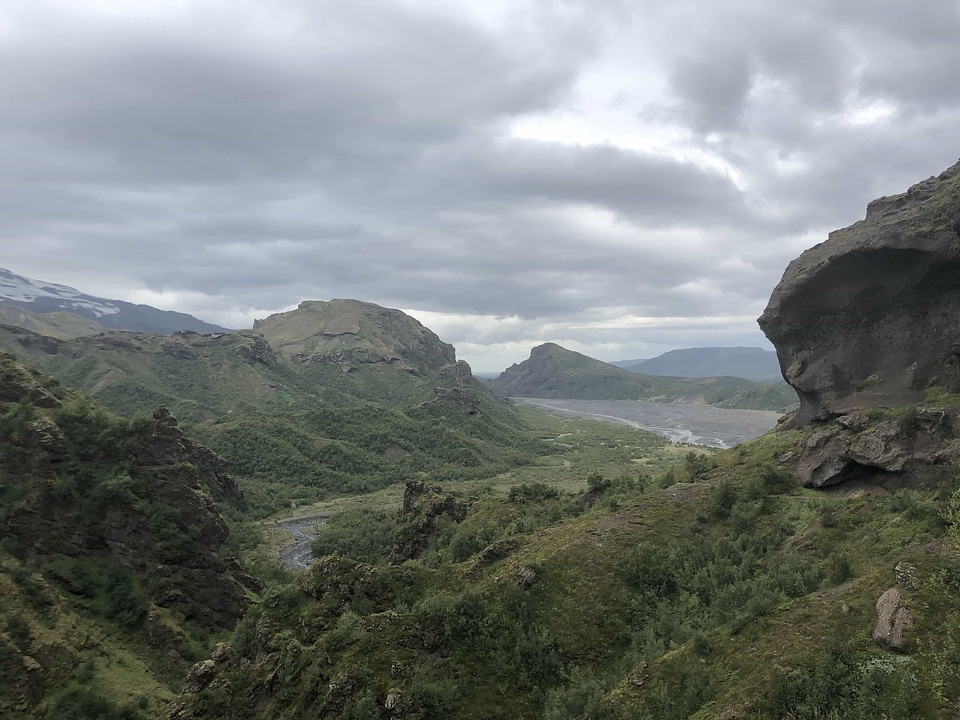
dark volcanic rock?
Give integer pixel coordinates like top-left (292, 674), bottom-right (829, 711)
top-left (759, 160), bottom-right (960, 426)
top-left (793, 409), bottom-right (953, 488)
top-left (419, 387), bottom-right (481, 415)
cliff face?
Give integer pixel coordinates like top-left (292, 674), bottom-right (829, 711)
top-left (759, 159), bottom-right (960, 426)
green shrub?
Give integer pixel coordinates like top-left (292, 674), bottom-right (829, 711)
top-left (587, 472), bottom-right (612, 493)
top-left (508, 482), bottom-right (560, 502)
top-left (312, 509), bottom-right (398, 565)
top-left (680, 451), bottom-right (715, 483)
top-left (708, 481), bottom-right (738, 519)
top-left (819, 504), bottom-right (838, 528)
top-left (763, 644), bottom-right (921, 720)
top-left (47, 684), bottom-right (145, 720)
top-left (825, 554), bottom-right (853, 586)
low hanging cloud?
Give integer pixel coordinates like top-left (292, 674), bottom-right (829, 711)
top-left (2, 0), bottom-right (960, 372)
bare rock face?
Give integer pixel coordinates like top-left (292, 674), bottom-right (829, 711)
top-left (759, 160), bottom-right (960, 426)
top-left (794, 409), bottom-right (953, 487)
top-left (419, 387), bottom-right (481, 415)
top-left (873, 587), bottom-right (914, 652)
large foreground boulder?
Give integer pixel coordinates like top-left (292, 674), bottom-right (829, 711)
top-left (759, 160), bottom-right (960, 426)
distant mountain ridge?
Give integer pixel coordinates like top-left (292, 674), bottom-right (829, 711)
top-left (0, 267), bottom-right (229, 334)
top-left (490, 342), bottom-right (796, 411)
top-left (608, 358), bottom-right (647, 369)
top-left (622, 346), bottom-right (781, 381)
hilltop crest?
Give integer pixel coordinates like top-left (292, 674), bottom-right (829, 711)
top-left (253, 299), bottom-right (456, 375)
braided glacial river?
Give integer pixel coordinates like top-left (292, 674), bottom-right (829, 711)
top-left (511, 398), bottom-right (782, 449)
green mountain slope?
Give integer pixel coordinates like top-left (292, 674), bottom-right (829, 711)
top-left (0, 353), bottom-right (256, 718)
top-left (490, 342), bottom-right (797, 411)
top-left (0, 301), bottom-right (540, 515)
top-left (167, 401), bottom-right (960, 719)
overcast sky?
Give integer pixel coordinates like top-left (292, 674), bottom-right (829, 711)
top-left (3, 0), bottom-right (960, 373)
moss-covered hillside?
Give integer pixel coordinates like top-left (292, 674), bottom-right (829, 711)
top-left (169, 398), bottom-right (960, 719)
top-left (0, 301), bottom-right (541, 516)
top-left (0, 353), bottom-right (258, 719)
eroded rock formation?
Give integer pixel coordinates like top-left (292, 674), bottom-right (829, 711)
top-left (389, 480), bottom-right (468, 564)
top-left (792, 408), bottom-right (956, 487)
top-left (760, 160), bottom-right (960, 426)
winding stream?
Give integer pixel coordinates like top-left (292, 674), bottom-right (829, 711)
top-left (275, 514), bottom-right (328, 571)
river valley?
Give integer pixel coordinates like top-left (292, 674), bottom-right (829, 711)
top-left (512, 397), bottom-right (782, 448)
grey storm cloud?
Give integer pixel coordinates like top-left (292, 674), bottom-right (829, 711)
top-left (2, 0), bottom-right (960, 371)
top-left (669, 48), bottom-right (753, 133)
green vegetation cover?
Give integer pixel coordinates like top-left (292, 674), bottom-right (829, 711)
top-left (3, 296), bottom-right (960, 719)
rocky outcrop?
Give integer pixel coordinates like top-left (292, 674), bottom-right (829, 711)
top-left (0, 351), bottom-right (62, 408)
top-left (419, 387), bottom-right (481, 415)
top-left (759, 160), bottom-right (960, 426)
top-left (233, 334), bottom-right (276, 365)
top-left (389, 480), bottom-right (468, 564)
top-left (439, 359), bottom-right (475, 384)
top-left (0, 356), bottom-right (252, 630)
top-left (792, 409), bottom-right (953, 487)
top-left (873, 587), bottom-right (914, 652)
top-left (463, 537), bottom-right (523, 580)
top-left (133, 406), bottom-right (244, 502)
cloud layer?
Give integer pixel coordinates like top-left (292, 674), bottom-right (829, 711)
top-left (3, 0), bottom-right (960, 372)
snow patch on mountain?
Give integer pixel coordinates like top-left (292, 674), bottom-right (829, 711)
top-left (0, 268), bottom-right (120, 316)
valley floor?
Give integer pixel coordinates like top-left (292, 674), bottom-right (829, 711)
top-left (510, 397), bottom-right (782, 447)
